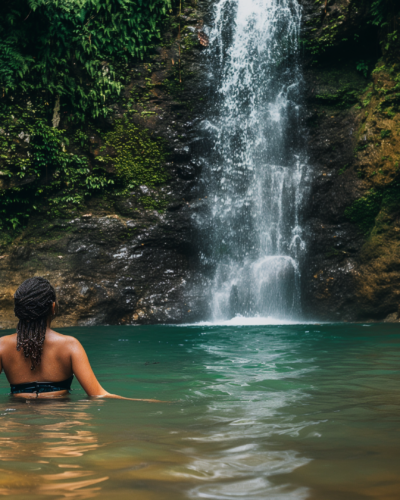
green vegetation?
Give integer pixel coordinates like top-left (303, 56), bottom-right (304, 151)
top-left (311, 63), bottom-right (369, 111)
top-left (356, 60), bottom-right (371, 78)
top-left (374, 71), bottom-right (400, 117)
top-left (368, 0), bottom-right (399, 33)
top-left (315, 85), bottom-right (361, 108)
top-left (303, 0), bottom-right (400, 71)
top-left (100, 118), bottom-right (168, 188)
top-left (0, 0), bottom-right (177, 121)
top-left (0, 103), bottom-right (114, 230)
top-left (0, 0), bottom-right (181, 233)
top-left (303, 0), bottom-right (400, 281)
top-left (0, 107), bottom-right (171, 230)
top-left (138, 195), bottom-right (169, 212)
top-left (345, 180), bottom-right (400, 234)
top-left (345, 189), bottom-right (383, 234)
top-left (354, 143), bottom-right (371, 154)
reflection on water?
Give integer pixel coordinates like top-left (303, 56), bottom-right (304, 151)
top-left (0, 400), bottom-right (107, 499)
top-left (180, 334), bottom-right (313, 499)
top-left (0, 324), bottom-right (399, 500)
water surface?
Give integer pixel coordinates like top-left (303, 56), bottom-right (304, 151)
top-left (0, 324), bottom-right (399, 499)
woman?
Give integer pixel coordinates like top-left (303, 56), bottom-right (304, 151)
top-left (0, 277), bottom-right (158, 401)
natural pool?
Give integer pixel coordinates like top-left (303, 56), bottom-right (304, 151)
top-left (0, 323), bottom-right (399, 499)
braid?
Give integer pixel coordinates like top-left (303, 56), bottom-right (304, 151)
top-left (14, 277), bottom-right (56, 370)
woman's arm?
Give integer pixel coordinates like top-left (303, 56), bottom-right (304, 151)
top-left (69, 337), bottom-right (162, 402)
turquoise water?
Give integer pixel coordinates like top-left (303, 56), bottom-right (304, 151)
top-left (0, 323), bottom-right (399, 499)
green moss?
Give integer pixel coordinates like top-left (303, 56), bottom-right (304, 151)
top-left (139, 195), bottom-right (169, 212)
top-left (325, 247), bottom-right (340, 258)
top-left (181, 31), bottom-right (200, 52)
top-left (101, 118), bottom-right (169, 188)
top-left (312, 64), bottom-right (369, 110)
top-left (315, 84), bottom-right (361, 108)
top-left (345, 180), bottom-right (400, 234)
top-left (345, 189), bottom-right (383, 234)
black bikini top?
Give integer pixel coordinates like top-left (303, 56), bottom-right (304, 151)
top-left (10, 375), bottom-right (74, 395)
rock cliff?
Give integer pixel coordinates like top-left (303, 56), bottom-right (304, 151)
top-left (300, 0), bottom-right (400, 321)
top-left (0, 1), bottom-right (210, 328)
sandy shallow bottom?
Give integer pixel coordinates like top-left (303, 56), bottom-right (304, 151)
top-left (0, 323), bottom-right (399, 500)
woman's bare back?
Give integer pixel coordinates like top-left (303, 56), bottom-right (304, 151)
top-left (0, 330), bottom-right (74, 385)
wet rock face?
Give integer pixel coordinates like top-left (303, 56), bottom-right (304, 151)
top-left (301, 67), bottom-right (367, 321)
top-left (0, 1), bottom-right (212, 329)
top-left (300, 0), bottom-right (400, 321)
top-left (0, 195), bottom-right (204, 329)
top-left (0, 210), bottom-right (197, 327)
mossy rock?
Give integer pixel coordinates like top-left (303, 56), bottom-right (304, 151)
top-left (100, 118), bottom-right (169, 188)
top-left (312, 63), bottom-right (368, 109)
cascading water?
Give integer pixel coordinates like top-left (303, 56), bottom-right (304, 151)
top-left (197, 0), bottom-right (309, 321)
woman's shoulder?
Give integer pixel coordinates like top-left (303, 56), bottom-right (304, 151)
top-left (47, 332), bottom-right (85, 359)
top-left (0, 333), bottom-right (17, 343)
top-left (47, 330), bottom-right (81, 347)
top-left (0, 333), bottom-right (17, 354)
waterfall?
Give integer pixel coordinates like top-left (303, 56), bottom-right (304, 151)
top-left (197, 0), bottom-right (309, 321)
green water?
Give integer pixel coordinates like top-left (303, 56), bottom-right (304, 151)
top-left (0, 323), bottom-right (399, 500)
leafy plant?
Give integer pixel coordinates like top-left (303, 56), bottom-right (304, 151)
top-left (369, 0), bottom-right (388, 27)
top-left (356, 60), bottom-right (370, 78)
top-left (0, 0), bottom-right (177, 121)
top-left (384, 30), bottom-right (398, 51)
top-left (0, 106), bottom-right (113, 230)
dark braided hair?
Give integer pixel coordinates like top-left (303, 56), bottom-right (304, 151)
top-left (14, 277), bottom-right (56, 370)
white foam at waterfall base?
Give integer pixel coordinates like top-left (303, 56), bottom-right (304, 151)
top-left (192, 316), bottom-right (308, 326)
